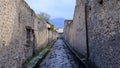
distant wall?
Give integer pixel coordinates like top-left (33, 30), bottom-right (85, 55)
top-left (64, 20), bottom-right (73, 45)
top-left (35, 20), bottom-right (48, 50)
top-left (35, 20), bottom-right (58, 51)
top-left (64, 0), bottom-right (87, 56)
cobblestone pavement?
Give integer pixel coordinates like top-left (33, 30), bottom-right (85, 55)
top-left (40, 39), bottom-right (85, 68)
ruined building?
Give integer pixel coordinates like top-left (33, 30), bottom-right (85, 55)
top-left (0, 0), bottom-right (58, 67)
top-left (64, 0), bottom-right (120, 68)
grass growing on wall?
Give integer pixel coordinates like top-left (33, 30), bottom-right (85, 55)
top-left (50, 25), bottom-right (54, 31)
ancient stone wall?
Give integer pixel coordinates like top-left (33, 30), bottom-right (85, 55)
top-left (35, 20), bottom-right (48, 50)
top-left (0, 0), bottom-right (58, 67)
top-left (48, 30), bottom-right (53, 43)
top-left (0, 0), bottom-right (24, 67)
top-left (64, 0), bottom-right (120, 68)
top-left (87, 0), bottom-right (120, 68)
top-left (64, 20), bottom-right (73, 45)
top-left (64, 0), bottom-right (87, 56)
top-left (34, 20), bottom-right (58, 51)
top-left (19, 0), bottom-right (36, 62)
top-left (48, 30), bottom-right (58, 43)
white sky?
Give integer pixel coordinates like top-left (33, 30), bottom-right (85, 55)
top-left (25, 0), bottom-right (75, 19)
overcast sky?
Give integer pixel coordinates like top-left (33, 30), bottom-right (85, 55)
top-left (25, 0), bottom-right (75, 19)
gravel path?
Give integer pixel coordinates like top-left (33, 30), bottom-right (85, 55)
top-left (40, 39), bottom-right (85, 68)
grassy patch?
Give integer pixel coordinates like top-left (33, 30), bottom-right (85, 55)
top-left (22, 40), bottom-right (56, 68)
top-left (85, 60), bottom-right (98, 68)
top-left (22, 59), bottom-right (31, 68)
top-left (33, 47), bottom-right (51, 68)
top-left (33, 40), bottom-right (56, 68)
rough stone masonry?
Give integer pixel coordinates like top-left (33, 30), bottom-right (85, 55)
top-left (0, 0), bottom-right (58, 68)
top-left (64, 0), bottom-right (120, 68)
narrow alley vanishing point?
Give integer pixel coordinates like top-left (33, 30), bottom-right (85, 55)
top-left (40, 39), bottom-right (85, 68)
top-left (0, 0), bottom-right (120, 68)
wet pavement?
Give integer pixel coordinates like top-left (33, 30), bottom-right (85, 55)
top-left (40, 39), bottom-right (85, 68)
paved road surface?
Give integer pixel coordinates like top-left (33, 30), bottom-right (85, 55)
top-left (40, 39), bottom-right (85, 68)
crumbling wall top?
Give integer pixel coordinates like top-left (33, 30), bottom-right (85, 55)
top-left (21, 0), bottom-right (37, 17)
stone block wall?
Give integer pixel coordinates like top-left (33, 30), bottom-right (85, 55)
top-left (48, 30), bottom-right (58, 43)
top-left (48, 30), bottom-right (53, 43)
top-left (64, 0), bottom-right (87, 56)
top-left (87, 0), bottom-right (120, 68)
top-left (64, 20), bottom-right (73, 45)
top-left (0, 0), bottom-right (58, 68)
top-left (0, 0), bottom-right (25, 67)
top-left (19, 0), bottom-right (36, 62)
top-left (35, 20), bottom-right (48, 51)
top-left (34, 20), bottom-right (58, 51)
top-left (64, 0), bottom-right (120, 68)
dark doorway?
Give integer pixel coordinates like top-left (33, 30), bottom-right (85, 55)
top-left (26, 26), bottom-right (36, 56)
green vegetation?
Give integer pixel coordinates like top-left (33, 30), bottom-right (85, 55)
top-left (86, 60), bottom-right (98, 68)
top-left (37, 12), bottom-right (55, 32)
top-left (22, 40), bottom-right (56, 68)
top-left (37, 12), bottom-right (50, 22)
top-left (33, 40), bottom-right (56, 68)
top-left (50, 25), bottom-right (55, 31)
top-left (22, 59), bottom-right (31, 68)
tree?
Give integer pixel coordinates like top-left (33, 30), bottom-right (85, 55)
top-left (37, 12), bottom-right (50, 21)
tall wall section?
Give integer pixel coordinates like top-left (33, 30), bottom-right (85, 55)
top-left (35, 20), bottom-right (48, 51)
top-left (73, 0), bottom-right (87, 56)
top-left (64, 20), bottom-right (74, 46)
top-left (0, 0), bottom-right (28, 67)
top-left (87, 0), bottom-right (120, 68)
top-left (0, 0), bottom-right (58, 68)
top-left (64, 0), bottom-right (120, 68)
top-left (64, 0), bottom-right (87, 56)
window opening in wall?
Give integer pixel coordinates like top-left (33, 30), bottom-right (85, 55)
top-left (99, 0), bottom-right (103, 5)
top-left (32, 30), bottom-right (36, 55)
top-left (26, 26), bottom-right (32, 47)
top-left (89, 6), bottom-right (91, 11)
top-left (48, 28), bottom-right (50, 30)
top-left (38, 21), bottom-right (40, 24)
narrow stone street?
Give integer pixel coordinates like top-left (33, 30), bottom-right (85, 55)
top-left (40, 39), bottom-right (85, 68)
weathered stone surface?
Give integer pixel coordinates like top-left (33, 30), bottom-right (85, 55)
top-left (0, 0), bottom-right (58, 68)
top-left (40, 39), bottom-right (83, 68)
top-left (64, 0), bottom-right (120, 68)
top-left (35, 20), bottom-right (48, 50)
top-left (64, 0), bottom-right (87, 56)
top-left (88, 0), bottom-right (120, 68)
